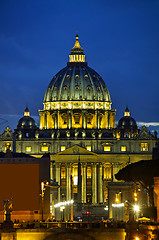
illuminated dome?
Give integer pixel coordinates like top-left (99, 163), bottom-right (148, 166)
top-left (39, 36), bottom-right (115, 131)
top-left (17, 107), bottom-right (38, 130)
top-left (117, 107), bottom-right (137, 130)
top-left (44, 35), bottom-right (111, 104)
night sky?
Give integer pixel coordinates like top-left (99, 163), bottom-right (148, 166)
top-left (0, 0), bottom-right (159, 132)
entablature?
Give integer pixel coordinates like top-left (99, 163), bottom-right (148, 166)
top-left (43, 101), bottom-right (112, 111)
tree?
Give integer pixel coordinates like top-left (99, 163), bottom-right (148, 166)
top-left (115, 159), bottom-right (159, 207)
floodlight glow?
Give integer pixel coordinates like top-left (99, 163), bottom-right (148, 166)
top-left (134, 205), bottom-right (140, 212)
top-left (104, 206), bottom-right (108, 210)
top-left (112, 203), bottom-right (124, 207)
top-left (60, 206), bottom-right (65, 211)
top-left (54, 200), bottom-right (74, 208)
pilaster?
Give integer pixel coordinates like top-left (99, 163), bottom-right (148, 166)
top-left (98, 163), bottom-right (103, 203)
top-left (55, 163), bottom-right (61, 202)
top-left (82, 163), bottom-right (87, 203)
top-left (66, 163), bottom-right (71, 201)
top-left (92, 163), bottom-right (97, 204)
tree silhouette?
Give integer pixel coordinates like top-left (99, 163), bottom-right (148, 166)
top-left (115, 160), bottom-right (159, 207)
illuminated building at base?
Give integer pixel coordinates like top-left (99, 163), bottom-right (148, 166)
top-left (0, 36), bottom-right (157, 220)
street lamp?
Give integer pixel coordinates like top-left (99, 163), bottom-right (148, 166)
top-left (40, 181), bottom-right (49, 221)
top-left (134, 205), bottom-right (139, 212)
top-left (40, 180), bottom-right (60, 221)
top-left (134, 204), bottom-right (140, 221)
top-left (60, 206), bottom-right (65, 221)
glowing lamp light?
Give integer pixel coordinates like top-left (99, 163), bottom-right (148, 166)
top-left (112, 203), bottom-right (124, 207)
top-left (85, 211), bottom-right (90, 215)
top-left (54, 200), bottom-right (74, 208)
top-left (135, 237), bottom-right (140, 240)
top-left (60, 206), bottom-right (65, 211)
top-left (134, 205), bottom-right (140, 212)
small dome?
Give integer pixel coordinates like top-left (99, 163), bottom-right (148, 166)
top-left (17, 107), bottom-right (38, 130)
top-left (117, 107), bottom-right (137, 130)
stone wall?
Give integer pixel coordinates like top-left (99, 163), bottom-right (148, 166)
top-left (1, 229), bottom-right (126, 240)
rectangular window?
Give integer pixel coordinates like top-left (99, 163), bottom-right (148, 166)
top-left (74, 176), bottom-right (78, 185)
top-left (61, 146), bottom-right (66, 151)
top-left (61, 167), bottom-right (66, 179)
top-left (86, 146), bottom-right (91, 151)
top-left (121, 146), bottom-right (126, 152)
top-left (26, 146), bottom-right (31, 152)
top-left (74, 114), bottom-right (80, 124)
top-left (87, 166), bottom-right (92, 178)
top-left (141, 143), bottom-right (148, 151)
top-left (104, 166), bottom-right (111, 179)
top-left (72, 167), bottom-right (78, 185)
top-left (104, 146), bottom-right (111, 152)
top-left (41, 146), bottom-right (48, 152)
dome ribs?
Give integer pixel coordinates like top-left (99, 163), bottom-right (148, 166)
top-left (57, 67), bottom-right (70, 101)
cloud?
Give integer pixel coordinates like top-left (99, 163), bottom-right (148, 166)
top-left (137, 122), bottom-right (159, 127)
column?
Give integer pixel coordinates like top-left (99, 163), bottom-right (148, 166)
top-left (66, 163), bottom-right (71, 201)
top-left (98, 111), bottom-right (100, 129)
top-left (107, 111), bottom-right (110, 129)
top-left (106, 111), bottom-right (108, 128)
top-left (57, 110), bottom-right (59, 129)
top-left (97, 110), bottom-right (101, 129)
top-left (54, 112), bottom-right (58, 129)
top-left (82, 110), bottom-right (87, 129)
top-left (56, 163), bottom-right (61, 202)
top-left (67, 110), bottom-right (72, 129)
top-left (92, 163), bottom-right (97, 204)
top-left (39, 111), bottom-right (44, 129)
top-left (98, 164), bottom-right (103, 203)
top-left (50, 161), bottom-right (54, 180)
top-left (67, 111), bottom-right (70, 129)
top-left (96, 110), bottom-right (98, 129)
top-left (82, 163), bottom-right (87, 203)
top-left (45, 112), bottom-right (47, 129)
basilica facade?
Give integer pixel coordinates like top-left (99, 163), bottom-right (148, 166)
top-left (0, 36), bottom-right (157, 220)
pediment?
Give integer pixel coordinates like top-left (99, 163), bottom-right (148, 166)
top-left (136, 126), bottom-right (154, 140)
top-left (56, 145), bottom-right (97, 156)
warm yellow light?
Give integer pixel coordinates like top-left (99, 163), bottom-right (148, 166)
top-left (87, 167), bottom-right (92, 178)
top-left (86, 146), bottom-right (91, 151)
top-left (41, 182), bottom-right (44, 191)
top-left (41, 146), bottom-right (48, 152)
top-left (134, 205), bottom-right (140, 212)
top-left (104, 146), bottom-right (111, 151)
top-left (61, 146), bottom-right (66, 151)
top-left (26, 146), bottom-right (31, 152)
top-left (141, 143), bottom-right (148, 151)
top-left (124, 112), bottom-right (130, 117)
top-left (121, 146), bottom-right (126, 152)
top-left (24, 111), bottom-right (30, 117)
top-left (135, 237), bottom-right (140, 240)
top-left (60, 206), bottom-right (65, 211)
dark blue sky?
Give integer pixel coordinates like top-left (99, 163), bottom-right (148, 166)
top-left (0, 0), bottom-right (159, 128)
